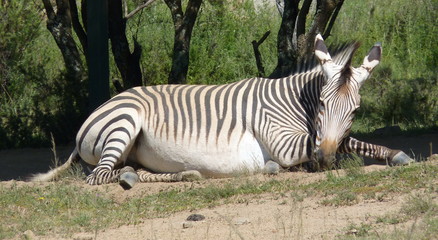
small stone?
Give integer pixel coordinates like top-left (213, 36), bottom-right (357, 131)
top-left (232, 217), bottom-right (251, 225)
top-left (186, 213), bottom-right (205, 221)
top-left (182, 221), bottom-right (194, 228)
top-left (22, 230), bottom-right (36, 240)
top-left (263, 160), bottom-right (280, 175)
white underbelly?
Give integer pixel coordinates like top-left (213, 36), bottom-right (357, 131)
top-left (134, 131), bottom-right (269, 177)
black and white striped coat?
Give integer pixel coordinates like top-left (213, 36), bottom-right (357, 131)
top-left (32, 35), bottom-right (413, 187)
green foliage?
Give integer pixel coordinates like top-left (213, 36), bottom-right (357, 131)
top-left (187, 0), bottom-right (279, 84)
top-left (0, 2), bottom-right (87, 149)
top-left (126, 0), bottom-right (279, 85)
top-left (330, 0), bottom-right (438, 130)
top-left (0, 0), bottom-right (436, 148)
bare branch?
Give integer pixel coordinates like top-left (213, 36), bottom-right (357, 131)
top-left (275, 0), bottom-right (284, 16)
top-left (323, 0), bottom-right (344, 39)
top-left (296, 0), bottom-right (312, 38)
top-left (69, 0), bottom-right (87, 56)
top-left (125, 0), bottom-right (157, 19)
top-left (164, 0), bottom-right (202, 84)
top-left (252, 31), bottom-right (271, 77)
top-left (301, 0), bottom-right (337, 57)
top-left (41, 0), bottom-right (55, 20)
top-left (123, 0), bottom-right (128, 17)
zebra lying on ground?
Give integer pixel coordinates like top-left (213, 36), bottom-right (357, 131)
top-left (31, 34), bottom-right (413, 188)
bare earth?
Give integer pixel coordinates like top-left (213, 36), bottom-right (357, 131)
top-left (1, 133), bottom-right (437, 240)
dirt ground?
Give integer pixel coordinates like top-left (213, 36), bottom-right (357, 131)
top-left (1, 133), bottom-right (437, 240)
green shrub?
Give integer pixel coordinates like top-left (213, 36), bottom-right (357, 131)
top-left (0, 1), bottom-right (86, 148)
top-left (330, 0), bottom-right (438, 130)
top-left (0, 0), bottom-right (436, 149)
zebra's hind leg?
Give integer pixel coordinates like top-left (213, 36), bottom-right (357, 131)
top-left (86, 165), bottom-right (137, 185)
top-left (137, 169), bottom-right (202, 182)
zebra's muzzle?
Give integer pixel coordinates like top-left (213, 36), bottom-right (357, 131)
top-left (314, 139), bottom-right (337, 169)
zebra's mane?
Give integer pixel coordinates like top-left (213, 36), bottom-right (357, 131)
top-left (289, 41), bottom-right (360, 76)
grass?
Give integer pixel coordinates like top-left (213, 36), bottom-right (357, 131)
top-left (0, 158), bottom-right (437, 239)
top-left (340, 195), bottom-right (438, 240)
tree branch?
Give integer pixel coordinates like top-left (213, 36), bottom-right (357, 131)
top-left (164, 0), bottom-right (184, 29)
top-left (323, 0), bottom-right (344, 39)
top-left (125, 0), bottom-right (157, 19)
top-left (108, 0), bottom-right (143, 89)
top-left (164, 0), bottom-right (202, 84)
top-left (69, 0), bottom-right (87, 56)
top-left (275, 0), bottom-right (284, 16)
top-left (301, 0), bottom-right (337, 57)
top-left (55, 0), bottom-right (69, 17)
top-left (252, 31), bottom-right (270, 77)
top-left (269, 0), bottom-right (300, 78)
top-left (296, 0), bottom-right (312, 38)
top-left (41, 0), bottom-right (55, 20)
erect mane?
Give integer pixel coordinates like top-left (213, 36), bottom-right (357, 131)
top-left (289, 42), bottom-right (361, 76)
top-left (337, 42), bottom-right (361, 91)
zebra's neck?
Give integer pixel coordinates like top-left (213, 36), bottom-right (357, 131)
top-left (250, 71), bottom-right (324, 162)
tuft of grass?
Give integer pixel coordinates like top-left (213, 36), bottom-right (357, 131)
top-left (345, 223), bottom-right (373, 237)
top-left (342, 187), bottom-right (438, 239)
top-left (376, 194), bottom-right (437, 226)
top-left (338, 154), bottom-right (365, 177)
top-left (320, 190), bottom-right (358, 206)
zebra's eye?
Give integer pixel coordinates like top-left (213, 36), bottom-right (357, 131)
top-left (320, 100), bottom-right (326, 108)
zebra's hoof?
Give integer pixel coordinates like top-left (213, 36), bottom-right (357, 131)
top-left (391, 151), bottom-right (414, 166)
top-left (119, 171), bottom-right (139, 190)
top-left (179, 170), bottom-right (202, 182)
top-left (263, 160), bottom-right (280, 175)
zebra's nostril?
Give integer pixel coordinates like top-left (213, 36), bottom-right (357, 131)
top-left (315, 149), bottom-right (324, 163)
top-left (314, 148), bottom-right (336, 169)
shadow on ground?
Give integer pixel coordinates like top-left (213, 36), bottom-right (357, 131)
top-left (1, 133), bottom-right (437, 181)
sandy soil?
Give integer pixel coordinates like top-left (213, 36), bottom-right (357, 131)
top-left (1, 133), bottom-right (437, 240)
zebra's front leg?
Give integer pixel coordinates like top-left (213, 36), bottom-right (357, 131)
top-left (338, 137), bottom-right (414, 165)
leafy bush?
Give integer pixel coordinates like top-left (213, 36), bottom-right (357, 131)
top-left (329, 0), bottom-right (438, 130)
top-left (0, 1), bottom-right (86, 148)
top-left (0, 0), bottom-right (436, 149)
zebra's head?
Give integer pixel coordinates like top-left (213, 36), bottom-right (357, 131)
top-left (313, 34), bottom-right (381, 168)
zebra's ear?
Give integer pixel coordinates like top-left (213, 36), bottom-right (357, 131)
top-left (314, 34), bottom-right (332, 64)
top-left (361, 42), bottom-right (382, 72)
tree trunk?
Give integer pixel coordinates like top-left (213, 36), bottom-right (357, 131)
top-left (269, 0), bottom-right (344, 79)
top-left (69, 0), bottom-right (87, 57)
top-left (164, 0), bottom-right (202, 85)
top-left (269, 0), bottom-right (300, 79)
top-left (42, 0), bottom-right (85, 83)
top-left (108, 0), bottom-right (143, 90)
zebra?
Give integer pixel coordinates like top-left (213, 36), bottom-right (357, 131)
top-left (31, 34), bottom-right (413, 188)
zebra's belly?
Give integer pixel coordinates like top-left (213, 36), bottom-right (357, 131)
top-left (133, 131), bottom-right (269, 177)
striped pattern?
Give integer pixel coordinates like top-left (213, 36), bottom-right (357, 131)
top-left (339, 137), bottom-right (397, 161)
top-left (78, 71), bottom-right (326, 184)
